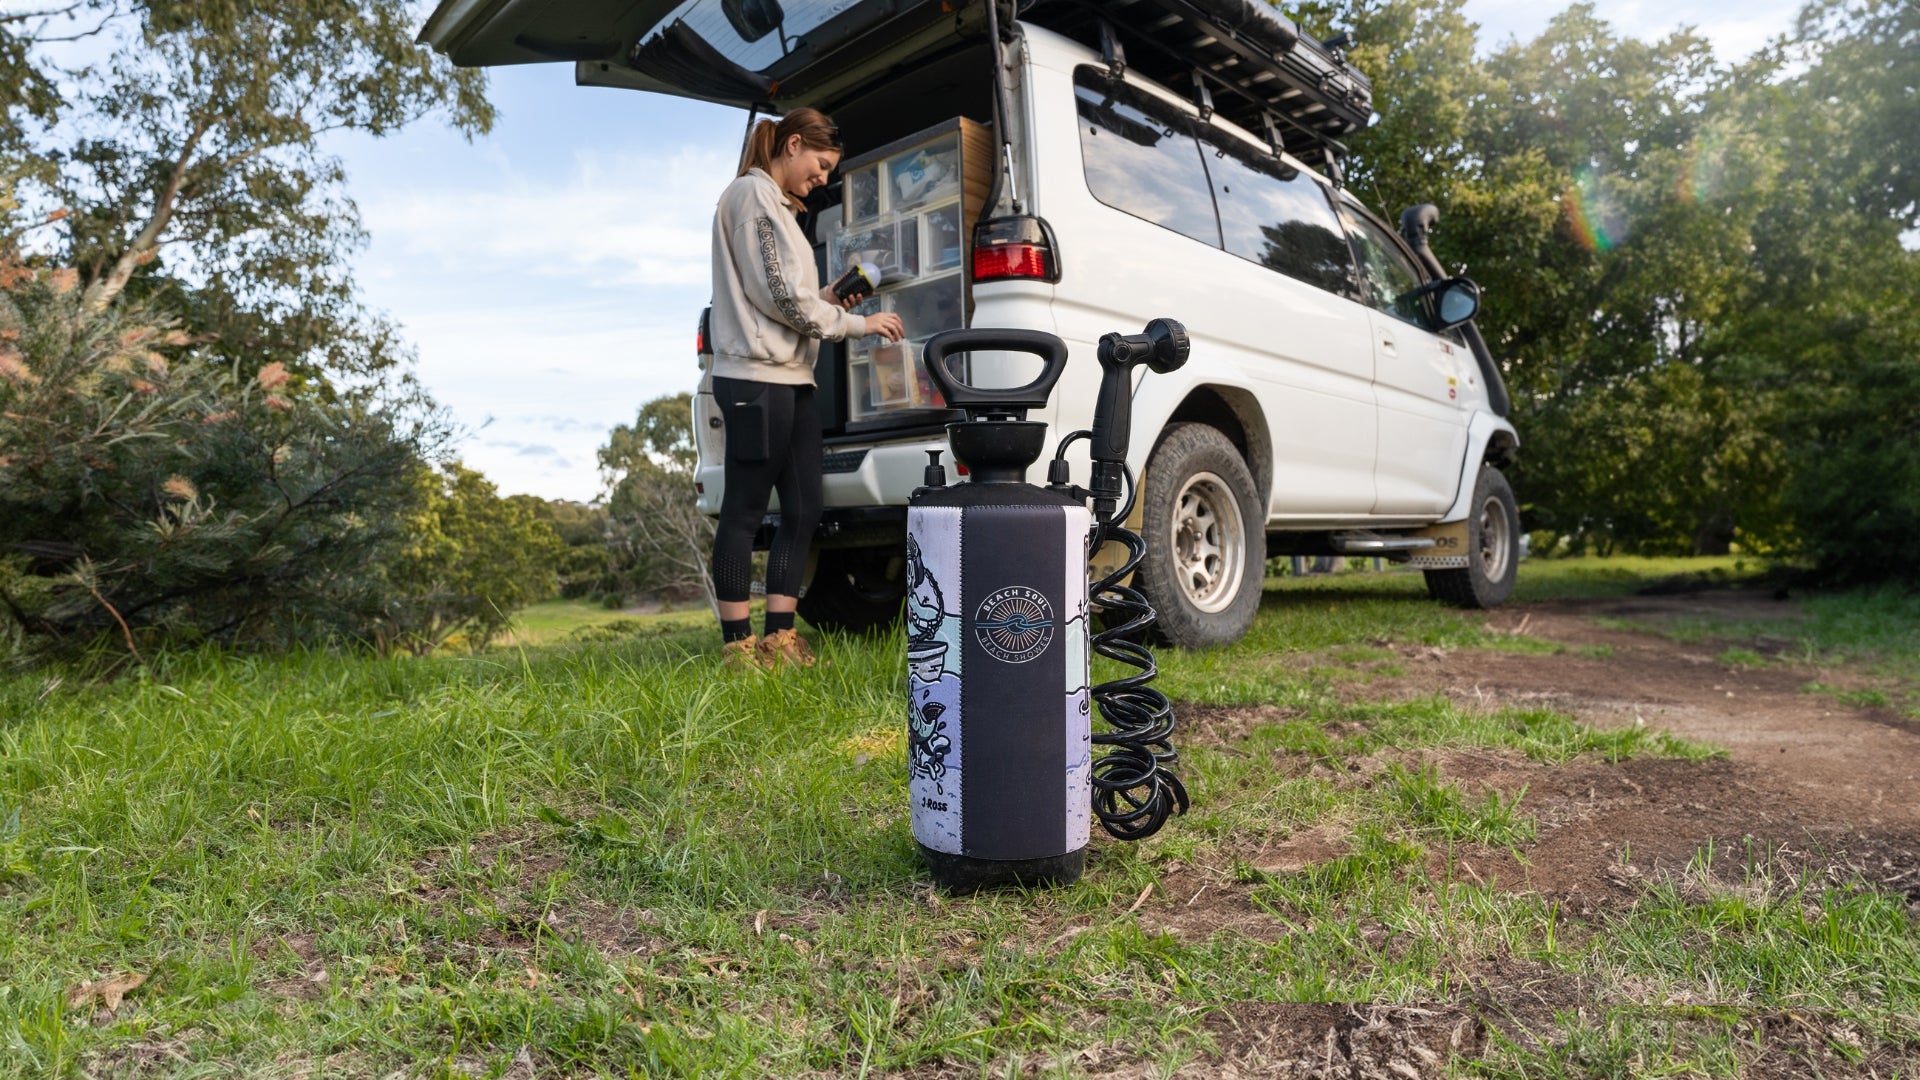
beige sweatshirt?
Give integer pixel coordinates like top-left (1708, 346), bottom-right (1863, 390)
top-left (709, 169), bottom-right (868, 386)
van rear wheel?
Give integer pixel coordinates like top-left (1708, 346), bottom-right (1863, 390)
top-left (800, 546), bottom-right (905, 635)
top-left (1134, 423), bottom-right (1263, 648)
top-left (1424, 465), bottom-right (1519, 609)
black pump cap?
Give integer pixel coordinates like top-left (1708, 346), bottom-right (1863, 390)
top-left (923, 449), bottom-right (947, 488)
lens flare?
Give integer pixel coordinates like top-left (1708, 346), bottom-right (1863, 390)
top-left (1676, 131), bottom-right (1728, 205)
top-left (1561, 164), bottom-right (1625, 252)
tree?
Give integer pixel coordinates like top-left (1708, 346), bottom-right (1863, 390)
top-left (59, 1), bottom-right (490, 317)
top-left (0, 1), bottom-right (509, 663)
top-left (0, 262), bottom-right (446, 662)
top-left (599, 393), bottom-right (716, 607)
top-left (380, 463), bottom-right (566, 654)
top-left (509, 496), bottom-right (615, 600)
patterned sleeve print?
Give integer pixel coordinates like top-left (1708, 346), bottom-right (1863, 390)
top-left (754, 214), bottom-right (826, 339)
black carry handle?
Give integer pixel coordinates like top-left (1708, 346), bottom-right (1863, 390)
top-left (923, 328), bottom-right (1071, 420)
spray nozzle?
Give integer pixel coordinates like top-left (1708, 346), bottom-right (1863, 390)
top-left (922, 449), bottom-right (947, 489)
top-left (1097, 318), bottom-right (1191, 380)
top-left (1088, 318), bottom-right (1189, 520)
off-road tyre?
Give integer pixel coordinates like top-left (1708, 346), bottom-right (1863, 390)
top-left (1134, 423), bottom-right (1264, 648)
top-left (1424, 465), bottom-right (1519, 609)
top-left (799, 545), bottom-right (905, 635)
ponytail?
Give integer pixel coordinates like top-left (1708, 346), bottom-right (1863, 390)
top-left (736, 107), bottom-right (842, 178)
top-left (738, 119), bottom-right (782, 178)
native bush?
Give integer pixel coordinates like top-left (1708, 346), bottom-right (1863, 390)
top-left (0, 263), bottom-right (446, 662)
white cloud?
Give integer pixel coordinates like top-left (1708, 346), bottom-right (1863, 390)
top-left (360, 144), bottom-right (734, 289)
top-left (404, 305), bottom-right (706, 501)
top-left (347, 129), bottom-right (736, 501)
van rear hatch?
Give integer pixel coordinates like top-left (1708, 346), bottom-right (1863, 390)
top-left (418, 0), bottom-right (970, 110)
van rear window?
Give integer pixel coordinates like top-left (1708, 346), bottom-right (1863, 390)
top-left (1196, 126), bottom-right (1355, 296)
top-left (1073, 70), bottom-right (1221, 248)
top-left (1073, 68), bottom-right (1356, 300)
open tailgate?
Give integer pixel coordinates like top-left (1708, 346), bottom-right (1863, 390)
top-left (419, 0), bottom-right (956, 109)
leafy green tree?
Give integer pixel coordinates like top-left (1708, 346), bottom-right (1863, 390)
top-left (509, 496), bottom-right (615, 600)
top-left (60, 1), bottom-right (490, 324)
top-left (381, 463), bottom-right (565, 655)
top-left (1786, 0), bottom-right (1919, 231)
top-left (599, 393), bottom-right (715, 606)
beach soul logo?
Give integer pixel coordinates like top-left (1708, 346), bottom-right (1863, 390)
top-left (973, 587), bottom-right (1054, 664)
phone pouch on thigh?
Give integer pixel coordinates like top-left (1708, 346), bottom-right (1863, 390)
top-left (723, 388), bottom-right (770, 464)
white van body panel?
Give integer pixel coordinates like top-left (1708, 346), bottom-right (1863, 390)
top-left (1367, 308), bottom-right (1472, 516)
top-left (1440, 410), bottom-right (1522, 523)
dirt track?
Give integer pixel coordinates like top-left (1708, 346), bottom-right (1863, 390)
top-left (1129, 592), bottom-right (1920, 1078)
top-left (1173, 594), bottom-right (1920, 902)
top-left (1395, 594), bottom-right (1918, 826)
top-left (1335, 594), bottom-right (1920, 908)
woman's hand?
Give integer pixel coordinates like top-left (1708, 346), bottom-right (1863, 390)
top-left (866, 312), bottom-right (904, 343)
top-left (819, 285), bottom-right (857, 311)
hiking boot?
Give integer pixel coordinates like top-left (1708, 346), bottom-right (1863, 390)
top-left (757, 628), bottom-right (817, 668)
top-left (721, 634), bottom-right (764, 670)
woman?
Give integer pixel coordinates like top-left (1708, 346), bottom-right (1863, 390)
top-left (708, 108), bottom-right (904, 668)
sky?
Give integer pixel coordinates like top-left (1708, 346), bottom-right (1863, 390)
top-left (334, 0), bottom-right (1806, 502)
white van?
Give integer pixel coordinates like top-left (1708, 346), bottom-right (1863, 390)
top-left (422, 0), bottom-right (1522, 647)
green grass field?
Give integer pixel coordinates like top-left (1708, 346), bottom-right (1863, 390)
top-left (1, 559), bottom-right (1914, 1076)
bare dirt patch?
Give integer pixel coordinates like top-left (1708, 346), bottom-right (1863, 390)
top-left (1179, 593), bottom-right (1920, 916)
top-left (1364, 595), bottom-right (1920, 834)
top-left (1191, 1003), bottom-right (1486, 1079)
top-left (1166, 593), bottom-right (1920, 926)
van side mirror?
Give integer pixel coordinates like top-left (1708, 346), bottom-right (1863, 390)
top-left (1416, 277), bottom-right (1480, 331)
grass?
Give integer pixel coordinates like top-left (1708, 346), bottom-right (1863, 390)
top-left (0, 559), bottom-right (1914, 1075)
top-left (498, 599), bottom-right (715, 648)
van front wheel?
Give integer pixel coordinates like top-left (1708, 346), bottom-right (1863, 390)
top-left (1424, 465), bottom-right (1519, 609)
top-left (1134, 423), bottom-right (1264, 648)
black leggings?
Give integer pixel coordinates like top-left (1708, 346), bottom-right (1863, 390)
top-left (711, 376), bottom-right (823, 604)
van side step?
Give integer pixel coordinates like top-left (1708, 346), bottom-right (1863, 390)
top-left (1329, 532), bottom-right (1437, 555)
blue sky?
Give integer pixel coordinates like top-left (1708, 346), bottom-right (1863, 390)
top-left (334, 0), bottom-right (1803, 502)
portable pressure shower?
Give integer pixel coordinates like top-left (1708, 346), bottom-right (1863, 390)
top-left (906, 320), bottom-right (1193, 891)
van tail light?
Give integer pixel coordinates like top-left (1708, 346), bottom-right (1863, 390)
top-left (971, 215), bottom-right (1061, 284)
top-left (696, 306), bottom-right (713, 362)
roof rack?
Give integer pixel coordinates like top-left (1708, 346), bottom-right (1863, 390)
top-left (1018, 0), bottom-right (1372, 171)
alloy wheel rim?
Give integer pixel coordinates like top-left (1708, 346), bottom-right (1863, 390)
top-left (1171, 471), bottom-right (1245, 614)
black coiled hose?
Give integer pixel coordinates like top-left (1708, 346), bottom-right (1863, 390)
top-left (1085, 465), bottom-right (1190, 841)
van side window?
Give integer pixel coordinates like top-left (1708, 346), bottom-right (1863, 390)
top-left (1073, 69), bottom-right (1221, 248)
top-left (1340, 206), bottom-right (1428, 326)
top-left (1195, 127), bottom-right (1354, 296)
